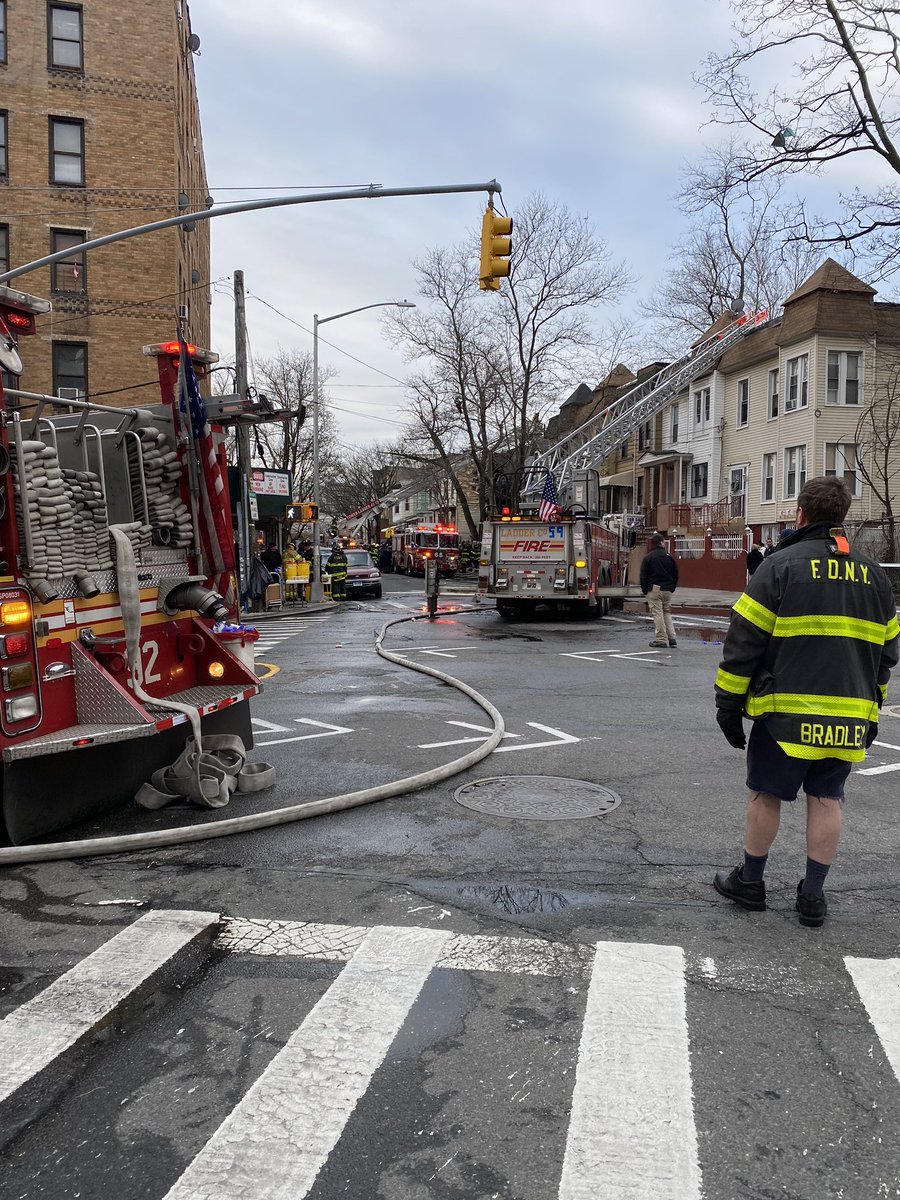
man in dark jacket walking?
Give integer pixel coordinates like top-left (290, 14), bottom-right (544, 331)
top-left (713, 476), bottom-right (899, 927)
top-left (640, 532), bottom-right (679, 648)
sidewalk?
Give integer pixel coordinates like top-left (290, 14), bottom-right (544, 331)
top-left (622, 586), bottom-right (741, 614)
top-left (246, 582), bottom-right (740, 623)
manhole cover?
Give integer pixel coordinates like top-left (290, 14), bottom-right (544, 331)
top-left (453, 775), bottom-right (621, 821)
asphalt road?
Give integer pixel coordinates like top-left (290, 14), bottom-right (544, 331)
top-left (3, 573), bottom-right (900, 1200)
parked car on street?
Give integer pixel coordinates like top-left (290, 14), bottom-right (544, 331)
top-left (319, 547), bottom-right (382, 599)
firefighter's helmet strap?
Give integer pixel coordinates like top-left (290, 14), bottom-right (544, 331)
top-left (828, 527), bottom-right (850, 556)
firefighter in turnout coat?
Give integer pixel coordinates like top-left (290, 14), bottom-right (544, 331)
top-left (324, 541), bottom-right (348, 600)
top-left (713, 476), bottom-right (899, 927)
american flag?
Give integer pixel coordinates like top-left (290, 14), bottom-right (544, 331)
top-left (539, 470), bottom-right (561, 521)
top-left (177, 337), bottom-right (235, 600)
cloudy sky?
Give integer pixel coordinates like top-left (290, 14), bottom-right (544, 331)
top-left (187, 0), bottom-right (746, 444)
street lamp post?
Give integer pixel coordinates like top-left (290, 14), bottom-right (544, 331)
top-left (309, 300), bottom-right (415, 602)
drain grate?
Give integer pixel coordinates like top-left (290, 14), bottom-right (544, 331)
top-left (453, 775), bottom-right (621, 821)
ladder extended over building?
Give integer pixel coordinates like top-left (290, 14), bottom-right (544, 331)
top-left (522, 310), bottom-right (771, 505)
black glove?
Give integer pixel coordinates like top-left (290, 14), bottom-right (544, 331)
top-left (716, 707), bottom-right (746, 750)
top-left (866, 723), bottom-right (878, 748)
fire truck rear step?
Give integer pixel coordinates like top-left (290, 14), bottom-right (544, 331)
top-left (2, 685), bottom-right (256, 762)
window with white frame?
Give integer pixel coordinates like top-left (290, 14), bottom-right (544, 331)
top-left (767, 367), bottom-right (779, 419)
top-left (670, 402), bottom-right (679, 443)
top-left (691, 462), bottom-right (708, 498)
top-left (826, 350), bottom-right (861, 405)
top-left (0, 2), bottom-right (6, 63)
top-left (761, 452), bottom-right (776, 502)
top-left (783, 444), bottom-right (807, 499)
top-left (0, 111), bottom-right (7, 179)
top-left (825, 442), bottom-right (861, 496)
top-left (736, 378), bottom-right (749, 427)
top-left (785, 354), bottom-right (808, 411)
top-left (693, 386), bottom-right (710, 427)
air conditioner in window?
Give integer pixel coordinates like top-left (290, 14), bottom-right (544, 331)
top-left (57, 387), bottom-right (84, 401)
top-left (178, 304), bottom-right (189, 321)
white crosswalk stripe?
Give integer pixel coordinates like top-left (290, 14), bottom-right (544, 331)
top-left (3, 912), bottom-right (900, 1199)
top-left (252, 613), bottom-right (335, 654)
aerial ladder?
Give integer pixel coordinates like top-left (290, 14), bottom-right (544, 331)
top-left (522, 310), bottom-right (771, 505)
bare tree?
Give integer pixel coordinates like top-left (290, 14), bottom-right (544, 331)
top-left (642, 163), bottom-right (824, 352)
top-left (386, 192), bottom-right (631, 532)
top-left (692, 0), bottom-right (900, 278)
top-left (248, 348), bottom-right (339, 504)
top-left (322, 441), bottom-right (402, 520)
top-left (856, 354), bottom-right (900, 560)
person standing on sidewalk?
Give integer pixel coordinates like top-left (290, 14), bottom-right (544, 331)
top-left (713, 476), bottom-right (899, 927)
top-left (324, 541), bottom-right (348, 600)
top-left (640, 532), bottom-right (679, 647)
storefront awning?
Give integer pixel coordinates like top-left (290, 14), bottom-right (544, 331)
top-left (597, 470), bottom-right (634, 488)
top-left (637, 451), bottom-right (693, 468)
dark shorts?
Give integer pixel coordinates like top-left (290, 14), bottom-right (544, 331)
top-left (746, 721), bottom-right (852, 802)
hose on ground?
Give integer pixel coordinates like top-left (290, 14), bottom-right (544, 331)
top-left (0, 604), bottom-right (502, 865)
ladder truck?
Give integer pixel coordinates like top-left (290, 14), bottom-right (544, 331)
top-left (478, 310), bottom-right (771, 619)
top-left (0, 285), bottom-right (260, 844)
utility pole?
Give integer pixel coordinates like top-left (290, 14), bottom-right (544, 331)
top-left (234, 270), bottom-right (252, 605)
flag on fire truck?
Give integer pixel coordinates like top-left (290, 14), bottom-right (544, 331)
top-left (539, 470), bottom-right (561, 521)
top-left (177, 337), bottom-right (235, 597)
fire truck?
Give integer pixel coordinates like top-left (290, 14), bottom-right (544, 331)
top-left (0, 285), bottom-right (260, 844)
top-left (477, 514), bottom-right (625, 619)
top-left (391, 522), bottom-right (460, 576)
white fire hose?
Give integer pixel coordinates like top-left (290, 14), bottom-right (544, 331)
top-left (109, 525), bottom-right (276, 809)
top-left (0, 605), bottom-right (503, 864)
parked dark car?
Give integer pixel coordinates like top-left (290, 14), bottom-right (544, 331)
top-left (319, 547), bottom-right (382, 599)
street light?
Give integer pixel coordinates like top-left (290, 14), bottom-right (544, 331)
top-left (309, 300), bottom-right (416, 601)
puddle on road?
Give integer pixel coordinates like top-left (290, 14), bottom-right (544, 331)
top-left (406, 879), bottom-right (608, 917)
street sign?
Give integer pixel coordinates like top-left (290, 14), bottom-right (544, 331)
top-left (250, 469), bottom-right (291, 497)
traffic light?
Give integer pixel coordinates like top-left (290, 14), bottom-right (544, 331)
top-left (479, 206), bottom-right (513, 291)
top-left (285, 502), bottom-right (318, 522)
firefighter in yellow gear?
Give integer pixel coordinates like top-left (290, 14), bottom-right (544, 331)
top-left (324, 541), bottom-right (348, 600)
top-left (712, 475), bottom-right (899, 927)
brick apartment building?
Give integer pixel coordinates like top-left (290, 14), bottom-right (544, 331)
top-left (0, 0), bottom-right (210, 404)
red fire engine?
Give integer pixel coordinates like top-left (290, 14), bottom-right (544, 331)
top-left (390, 522), bottom-right (460, 576)
top-left (0, 285), bottom-right (260, 844)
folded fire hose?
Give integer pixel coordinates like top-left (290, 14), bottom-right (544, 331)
top-left (109, 526), bottom-right (275, 809)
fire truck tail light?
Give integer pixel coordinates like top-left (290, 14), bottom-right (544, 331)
top-left (2, 663), bottom-right (34, 690)
top-left (0, 600), bottom-right (30, 625)
top-left (208, 661), bottom-right (225, 679)
top-left (5, 695), bottom-right (37, 722)
top-left (73, 737), bottom-right (94, 747)
top-left (575, 560), bottom-right (586, 568)
top-left (0, 632), bottom-right (28, 658)
top-left (5, 310), bottom-right (33, 330)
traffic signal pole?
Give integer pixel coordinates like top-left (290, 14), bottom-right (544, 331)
top-left (0, 180), bottom-right (503, 286)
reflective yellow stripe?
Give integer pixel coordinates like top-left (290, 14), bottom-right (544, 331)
top-left (880, 682), bottom-right (889, 701)
top-left (775, 739), bottom-right (864, 763)
top-left (886, 615), bottom-right (900, 641)
top-left (772, 614), bottom-right (890, 644)
top-left (745, 693), bottom-right (879, 720)
top-left (715, 668), bottom-right (750, 695)
top-left (733, 592), bottom-right (776, 634)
